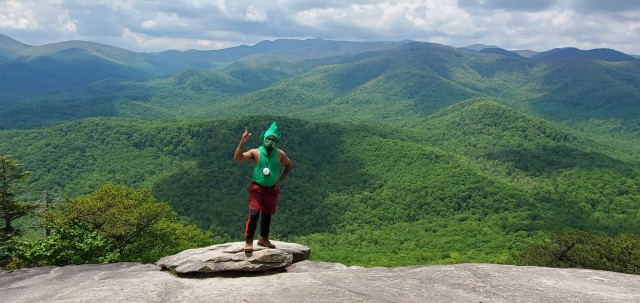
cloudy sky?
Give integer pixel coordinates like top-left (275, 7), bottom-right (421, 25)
top-left (1, 0), bottom-right (639, 55)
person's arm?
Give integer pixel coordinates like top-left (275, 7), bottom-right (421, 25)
top-left (234, 127), bottom-right (254, 162)
top-left (275, 150), bottom-right (293, 188)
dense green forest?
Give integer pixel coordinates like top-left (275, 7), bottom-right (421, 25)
top-left (2, 100), bottom-right (639, 269)
top-left (1, 38), bottom-right (639, 273)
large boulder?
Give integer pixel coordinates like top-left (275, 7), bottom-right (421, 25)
top-left (156, 241), bottom-right (310, 274)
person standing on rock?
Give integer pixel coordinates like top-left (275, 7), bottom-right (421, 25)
top-left (234, 121), bottom-right (293, 252)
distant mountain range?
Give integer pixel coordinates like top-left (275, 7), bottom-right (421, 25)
top-left (0, 34), bottom-right (639, 131)
top-left (0, 34), bottom-right (407, 93)
top-left (1, 34), bottom-right (637, 94)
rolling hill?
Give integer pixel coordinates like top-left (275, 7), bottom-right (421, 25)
top-left (1, 99), bottom-right (638, 266)
top-left (0, 38), bottom-right (159, 94)
top-left (1, 36), bottom-right (637, 135)
top-left (1, 35), bottom-right (640, 267)
top-left (0, 35), bottom-right (406, 94)
top-left (0, 34), bottom-right (30, 62)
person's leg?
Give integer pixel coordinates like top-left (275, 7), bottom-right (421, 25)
top-left (245, 183), bottom-right (265, 251)
top-left (257, 188), bottom-right (278, 248)
top-left (259, 212), bottom-right (271, 238)
top-left (245, 209), bottom-right (260, 242)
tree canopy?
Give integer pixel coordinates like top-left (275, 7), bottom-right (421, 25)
top-left (7, 184), bottom-right (213, 268)
top-left (0, 155), bottom-right (33, 239)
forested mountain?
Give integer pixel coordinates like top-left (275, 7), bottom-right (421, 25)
top-left (0, 34), bottom-right (405, 94)
top-left (1, 37), bottom-right (638, 133)
top-left (151, 39), bottom-right (407, 74)
top-left (534, 47), bottom-right (637, 63)
top-left (2, 100), bottom-right (639, 265)
top-left (480, 47), bottom-right (525, 59)
top-left (0, 34), bottom-right (30, 61)
top-left (1, 35), bottom-right (639, 268)
top-left (0, 38), bottom-right (157, 93)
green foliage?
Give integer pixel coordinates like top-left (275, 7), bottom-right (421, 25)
top-left (514, 230), bottom-right (640, 275)
top-left (123, 218), bottom-right (214, 264)
top-left (8, 226), bottom-right (118, 269)
top-left (0, 155), bottom-right (35, 239)
top-left (1, 103), bottom-right (639, 269)
top-left (46, 183), bottom-right (173, 257)
top-left (4, 41), bottom-right (639, 137)
top-left (296, 214), bottom-right (545, 267)
top-left (530, 60), bottom-right (640, 122)
top-left (2, 41), bottom-right (640, 270)
top-left (7, 184), bottom-right (213, 268)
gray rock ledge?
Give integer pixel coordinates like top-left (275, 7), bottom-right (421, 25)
top-left (2, 262), bottom-right (640, 303)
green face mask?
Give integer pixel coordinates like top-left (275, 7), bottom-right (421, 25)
top-left (264, 138), bottom-right (276, 150)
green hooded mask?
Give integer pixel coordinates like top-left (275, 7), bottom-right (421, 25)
top-left (261, 121), bottom-right (281, 143)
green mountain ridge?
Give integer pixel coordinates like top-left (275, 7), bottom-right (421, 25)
top-left (0, 36), bottom-right (637, 120)
top-left (2, 99), bottom-right (638, 266)
top-left (534, 47), bottom-right (638, 63)
top-left (423, 98), bottom-right (578, 151)
top-left (0, 34), bottom-right (30, 61)
top-left (1, 37), bottom-right (638, 136)
top-left (2, 35), bottom-right (640, 268)
top-left (0, 36), bottom-right (408, 94)
top-left (531, 59), bottom-right (640, 122)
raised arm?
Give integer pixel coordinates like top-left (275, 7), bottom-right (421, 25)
top-left (234, 127), bottom-right (255, 162)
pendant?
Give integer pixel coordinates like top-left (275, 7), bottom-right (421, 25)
top-left (262, 167), bottom-right (271, 175)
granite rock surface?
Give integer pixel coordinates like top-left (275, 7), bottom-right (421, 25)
top-left (2, 261), bottom-right (639, 303)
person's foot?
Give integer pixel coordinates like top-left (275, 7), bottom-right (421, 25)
top-left (244, 241), bottom-right (253, 252)
top-left (258, 236), bottom-right (276, 248)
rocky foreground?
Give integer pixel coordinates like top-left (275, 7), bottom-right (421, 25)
top-left (1, 242), bottom-right (639, 302)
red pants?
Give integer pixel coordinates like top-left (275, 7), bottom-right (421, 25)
top-left (245, 182), bottom-right (280, 240)
top-left (247, 182), bottom-right (280, 214)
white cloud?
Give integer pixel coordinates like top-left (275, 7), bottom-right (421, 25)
top-left (0, 0), bottom-right (40, 30)
top-left (244, 5), bottom-right (268, 21)
top-left (213, 0), bottom-right (270, 21)
top-left (1, 0), bottom-right (639, 54)
top-left (141, 12), bottom-right (188, 30)
top-left (57, 11), bottom-right (78, 35)
top-left (121, 27), bottom-right (246, 51)
top-left (458, 0), bottom-right (556, 12)
top-left (141, 20), bottom-right (156, 29)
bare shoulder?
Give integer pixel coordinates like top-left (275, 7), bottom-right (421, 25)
top-left (278, 149), bottom-right (292, 163)
top-left (277, 149), bottom-right (289, 157)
